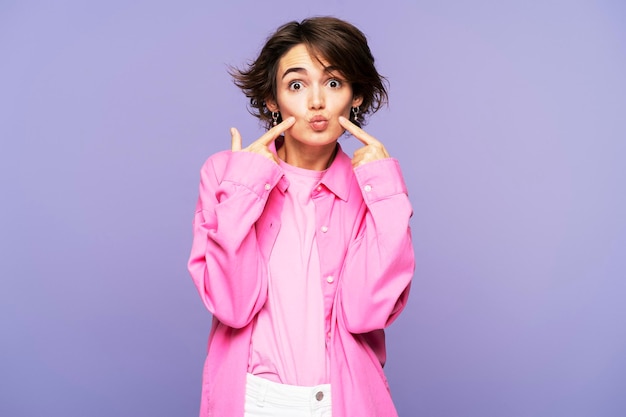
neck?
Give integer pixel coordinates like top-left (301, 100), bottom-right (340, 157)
top-left (277, 140), bottom-right (338, 171)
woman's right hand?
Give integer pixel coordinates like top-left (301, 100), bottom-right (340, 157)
top-left (230, 117), bottom-right (295, 163)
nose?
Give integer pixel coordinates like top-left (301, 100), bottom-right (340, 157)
top-left (308, 84), bottom-right (325, 110)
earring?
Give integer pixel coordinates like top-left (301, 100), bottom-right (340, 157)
top-left (351, 106), bottom-right (360, 123)
top-left (272, 111), bottom-right (280, 126)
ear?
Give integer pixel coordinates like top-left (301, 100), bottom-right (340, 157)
top-left (265, 98), bottom-right (279, 112)
top-left (352, 95), bottom-right (363, 108)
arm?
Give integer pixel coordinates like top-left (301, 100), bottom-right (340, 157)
top-left (187, 118), bottom-right (295, 328)
top-left (337, 117), bottom-right (415, 334)
top-left (187, 152), bottom-right (282, 328)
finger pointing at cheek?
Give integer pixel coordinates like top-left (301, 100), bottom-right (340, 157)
top-left (339, 116), bottom-right (390, 167)
top-left (339, 116), bottom-right (378, 146)
top-left (230, 117), bottom-right (296, 163)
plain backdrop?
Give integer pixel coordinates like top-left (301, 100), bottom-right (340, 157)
top-left (1, 1), bottom-right (625, 416)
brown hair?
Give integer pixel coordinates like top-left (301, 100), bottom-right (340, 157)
top-left (230, 16), bottom-right (388, 129)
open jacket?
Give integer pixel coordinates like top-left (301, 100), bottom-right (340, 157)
top-left (188, 143), bottom-right (415, 417)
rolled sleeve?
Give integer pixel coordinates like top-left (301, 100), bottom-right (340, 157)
top-left (353, 158), bottom-right (408, 203)
top-left (222, 151), bottom-right (283, 198)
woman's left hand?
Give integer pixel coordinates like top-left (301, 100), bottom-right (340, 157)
top-left (339, 116), bottom-right (390, 168)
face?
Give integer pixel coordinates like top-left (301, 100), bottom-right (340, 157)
top-left (266, 43), bottom-right (362, 149)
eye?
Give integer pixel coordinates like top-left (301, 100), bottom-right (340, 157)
top-left (288, 81), bottom-right (303, 91)
top-left (328, 79), bottom-right (342, 88)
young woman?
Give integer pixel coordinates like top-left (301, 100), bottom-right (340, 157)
top-left (188, 16), bottom-right (415, 417)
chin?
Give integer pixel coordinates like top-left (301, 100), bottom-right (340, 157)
top-left (289, 129), bottom-right (341, 147)
top-left (305, 134), bottom-right (341, 147)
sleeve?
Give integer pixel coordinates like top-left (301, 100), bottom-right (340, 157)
top-left (187, 151), bottom-right (283, 329)
top-left (339, 158), bottom-right (415, 334)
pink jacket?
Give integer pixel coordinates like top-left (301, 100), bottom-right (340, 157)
top-left (188, 144), bottom-right (415, 416)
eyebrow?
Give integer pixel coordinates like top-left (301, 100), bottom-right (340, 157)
top-left (281, 67), bottom-right (306, 79)
top-left (281, 65), bottom-right (341, 80)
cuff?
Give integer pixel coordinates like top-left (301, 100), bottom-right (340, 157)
top-left (354, 158), bottom-right (408, 203)
top-left (222, 151), bottom-right (283, 197)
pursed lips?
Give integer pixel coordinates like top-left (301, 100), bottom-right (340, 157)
top-left (308, 115), bottom-right (329, 131)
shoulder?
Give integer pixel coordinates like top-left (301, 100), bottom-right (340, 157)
top-left (201, 150), bottom-right (231, 172)
top-left (192, 150), bottom-right (231, 190)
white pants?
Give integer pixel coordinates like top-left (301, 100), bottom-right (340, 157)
top-left (244, 373), bottom-right (332, 417)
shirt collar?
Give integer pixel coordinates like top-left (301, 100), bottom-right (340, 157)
top-left (269, 140), bottom-right (352, 201)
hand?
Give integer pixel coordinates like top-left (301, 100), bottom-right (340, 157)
top-left (230, 117), bottom-right (296, 163)
top-left (338, 116), bottom-right (390, 168)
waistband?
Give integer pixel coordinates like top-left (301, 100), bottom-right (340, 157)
top-left (245, 373), bottom-right (332, 407)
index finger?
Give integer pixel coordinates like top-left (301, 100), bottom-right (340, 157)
top-left (338, 116), bottom-right (379, 146)
top-left (256, 116), bottom-right (296, 146)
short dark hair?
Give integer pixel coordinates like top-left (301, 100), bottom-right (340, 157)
top-left (230, 16), bottom-right (388, 129)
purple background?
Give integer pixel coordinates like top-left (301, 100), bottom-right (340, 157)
top-left (2, 1), bottom-right (625, 416)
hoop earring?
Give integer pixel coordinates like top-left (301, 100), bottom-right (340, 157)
top-left (271, 111), bottom-right (280, 127)
top-left (351, 106), bottom-right (360, 123)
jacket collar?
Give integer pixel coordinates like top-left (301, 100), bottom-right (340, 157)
top-left (319, 144), bottom-right (352, 202)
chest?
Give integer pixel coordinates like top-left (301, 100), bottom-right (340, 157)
top-left (255, 187), bottom-right (364, 275)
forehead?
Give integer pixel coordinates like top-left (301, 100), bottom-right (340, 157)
top-left (277, 44), bottom-right (331, 75)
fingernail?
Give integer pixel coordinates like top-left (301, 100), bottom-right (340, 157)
top-left (230, 128), bottom-right (235, 135)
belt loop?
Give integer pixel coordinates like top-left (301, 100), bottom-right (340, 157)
top-left (256, 377), bottom-right (268, 408)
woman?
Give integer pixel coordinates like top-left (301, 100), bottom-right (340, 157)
top-left (188, 16), bottom-right (414, 417)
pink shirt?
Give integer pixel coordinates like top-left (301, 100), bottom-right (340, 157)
top-left (188, 143), bottom-right (414, 417)
top-left (248, 161), bottom-right (328, 385)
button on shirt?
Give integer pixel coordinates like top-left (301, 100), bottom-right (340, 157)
top-left (248, 160), bottom-right (329, 386)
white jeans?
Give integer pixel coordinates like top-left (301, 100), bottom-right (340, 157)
top-left (244, 373), bottom-right (332, 417)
